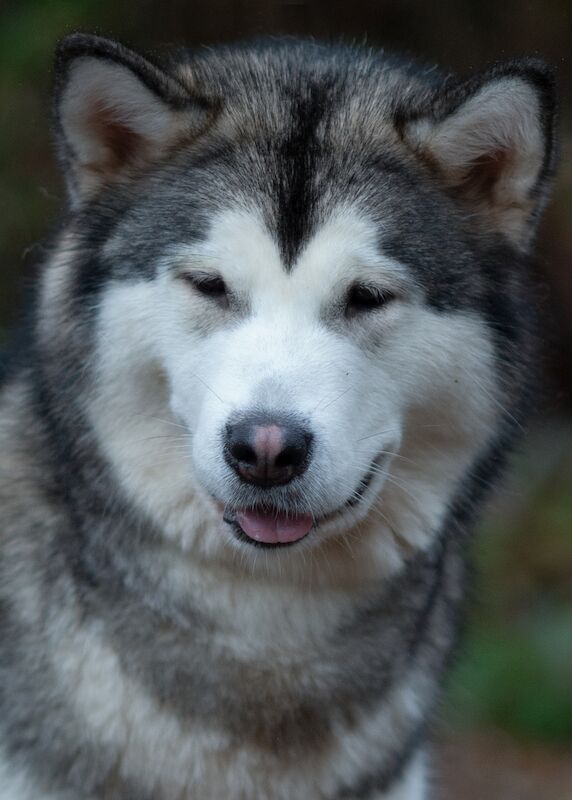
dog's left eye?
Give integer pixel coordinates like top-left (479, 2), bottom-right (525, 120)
top-left (183, 272), bottom-right (228, 302)
top-left (346, 283), bottom-right (395, 315)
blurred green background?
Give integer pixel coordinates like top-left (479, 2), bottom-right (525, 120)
top-left (1, 1), bottom-right (571, 794)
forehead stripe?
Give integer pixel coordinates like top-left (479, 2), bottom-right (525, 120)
top-left (273, 80), bottom-right (334, 271)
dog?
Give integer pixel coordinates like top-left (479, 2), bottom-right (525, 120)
top-left (0, 33), bottom-right (556, 799)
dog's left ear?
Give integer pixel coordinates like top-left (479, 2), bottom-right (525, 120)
top-left (402, 61), bottom-right (557, 250)
top-left (53, 34), bottom-right (211, 207)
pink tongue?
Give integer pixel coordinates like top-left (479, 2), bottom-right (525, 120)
top-left (235, 509), bottom-right (313, 544)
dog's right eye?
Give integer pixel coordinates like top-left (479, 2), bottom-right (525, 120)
top-left (183, 272), bottom-right (228, 302)
top-left (345, 282), bottom-right (396, 316)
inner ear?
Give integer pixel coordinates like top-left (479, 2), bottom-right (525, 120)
top-left (87, 97), bottom-right (146, 172)
top-left (461, 147), bottom-right (512, 201)
top-left (402, 64), bottom-right (556, 250)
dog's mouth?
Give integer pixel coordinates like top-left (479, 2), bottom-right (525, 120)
top-left (227, 509), bottom-right (314, 546)
top-left (223, 455), bottom-right (380, 549)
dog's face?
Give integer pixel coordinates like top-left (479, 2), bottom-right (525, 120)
top-left (154, 202), bottom-right (496, 552)
top-left (43, 37), bottom-right (555, 575)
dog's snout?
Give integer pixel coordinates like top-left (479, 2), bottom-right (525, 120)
top-left (225, 413), bottom-right (313, 487)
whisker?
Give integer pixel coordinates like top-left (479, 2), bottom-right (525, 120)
top-left (356, 427), bottom-right (401, 443)
top-left (352, 450), bottom-right (418, 467)
top-left (458, 364), bottom-right (524, 433)
top-left (357, 424), bottom-right (445, 443)
top-left (146, 415), bottom-right (189, 431)
top-left (133, 434), bottom-right (191, 445)
top-left (190, 372), bottom-right (227, 406)
top-left (319, 386), bottom-right (352, 412)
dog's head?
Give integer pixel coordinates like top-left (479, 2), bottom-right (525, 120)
top-left (42, 36), bottom-right (556, 578)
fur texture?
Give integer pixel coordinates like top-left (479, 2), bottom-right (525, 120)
top-left (0, 35), bottom-right (557, 799)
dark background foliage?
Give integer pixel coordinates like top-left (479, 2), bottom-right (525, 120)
top-left (1, 2), bottom-right (571, 796)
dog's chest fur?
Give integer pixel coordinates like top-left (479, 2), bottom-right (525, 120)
top-left (0, 380), bottom-right (454, 799)
top-left (46, 582), bottom-right (429, 799)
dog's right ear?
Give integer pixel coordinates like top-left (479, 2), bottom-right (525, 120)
top-left (401, 61), bottom-right (557, 251)
top-left (53, 34), bottom-right (210, 207)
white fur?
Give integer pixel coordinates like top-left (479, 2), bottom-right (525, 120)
top-left (0, 756), bottom-right (78, 800)
top-left (86, 205), bottom-right (499, 585)
top-left (382, 753), bottom-right (426, 800)
top-left (0, 749), bottom-right (425, 800)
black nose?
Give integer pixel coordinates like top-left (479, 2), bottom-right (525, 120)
top-left (224, 413), bottom-right (313, 487)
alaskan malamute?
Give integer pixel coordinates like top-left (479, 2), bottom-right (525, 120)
top-left (0, 34), bottom-right (556, 799)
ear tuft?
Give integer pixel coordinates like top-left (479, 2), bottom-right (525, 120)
top-left (53, 34), bottom-right (211, 206)
top-left (403, 61), bottom-right (557, 249)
